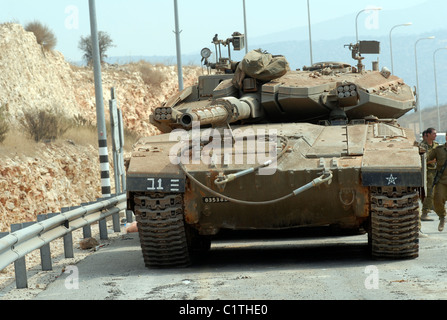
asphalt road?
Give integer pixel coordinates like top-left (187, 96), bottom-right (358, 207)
top-left (2, 213), bottom-right (447, 306)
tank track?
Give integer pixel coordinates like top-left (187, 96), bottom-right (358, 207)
top-left (370, 186), bottom-right (419, 259)
top-left (132, 192), bottom-right (192, 268)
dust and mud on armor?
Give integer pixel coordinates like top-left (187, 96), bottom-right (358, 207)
top-left (168, 121), bottom-right (278, 175)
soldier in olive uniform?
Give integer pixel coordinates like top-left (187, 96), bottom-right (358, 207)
top-left (428, 132), bottom-right (447, 232)
top-left (419, 128), bottom-right (439, 221)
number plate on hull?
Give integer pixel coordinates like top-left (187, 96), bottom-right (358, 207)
top-left (127, 176), bottom-right (185, 193)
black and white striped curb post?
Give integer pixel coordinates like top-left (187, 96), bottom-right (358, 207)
top-left (89, 0), bottom-right (111, 240)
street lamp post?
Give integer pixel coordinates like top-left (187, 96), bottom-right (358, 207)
top-left (389, 23), bottom-right (412, 75)
top-left (173, 0), bottom-right (184, 91)
top-left (355, 7), bottom-right (382, 44)
top-left (415, 36), bottom-right (435, 135)
top-left (243, 0), bottom-right (248, 54)
top-left (307, 0), bottom-right (313, 65)
top-left (433, 47), bottom-right (447, 131)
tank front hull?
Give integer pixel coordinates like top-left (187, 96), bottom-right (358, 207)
top-left (184, 168), bottom-right (369, 235)
top-left (127, 122), bottom-right (422, 236)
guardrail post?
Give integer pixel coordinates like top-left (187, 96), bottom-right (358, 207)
top-left (37, 214), bottom-right (53, 271)
top-left (126, 210), bottom-right (134, 223)
top-left (99, 219), bottom-right (108, 240)
top-left (61, 208), bottom-right (74, 259)
top-left (81, 202), bottom-right (93, 238)
top-left (113, 211), bottom-right (120, 232)
top-left (97, 198), bottom-right (109, 240)
top-left (11, 223), bottom-right (28, 289)
top-left (110, 194), bottom-right (121, 233)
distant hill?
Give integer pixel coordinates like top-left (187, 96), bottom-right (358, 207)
top-left (249, 0), bottom-right (446, 46)
top-left (399, 103), bottom-right (447, 135)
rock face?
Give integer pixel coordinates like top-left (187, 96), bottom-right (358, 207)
top-left (0, 143), bottom-right (102, 231)
top-left (0, 23), bottom-right (203, 232)
top-left (0, 23), bottom-right (80, 122)
top-left (71, 61), bottom-right (203, 137)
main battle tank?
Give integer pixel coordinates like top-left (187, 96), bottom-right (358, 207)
top-left (126, 33), bottom-right (422, 268)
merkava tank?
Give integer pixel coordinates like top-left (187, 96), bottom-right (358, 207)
top-left (126, 33), bottom-right (422, 268)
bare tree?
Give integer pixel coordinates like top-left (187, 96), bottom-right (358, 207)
top-left (78, 31), bottom-right (115, 65)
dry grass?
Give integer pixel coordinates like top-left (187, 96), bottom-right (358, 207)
top-left (0, 128), bottom-right (39, 158)
top-left (122, 128), bottom-right (140, 152)
top-left (63, 126), bottom-right (98, 147)
top-left (0, 121), bottom-right (139, 160)
top-left (0, 21), bottom-right (19, 28)
top-left (0, 106), bottom-right (8, 144)
top-left (127, 60), bottom-right (168, 88)
top-left (64, 119), bottom-right (139, 152)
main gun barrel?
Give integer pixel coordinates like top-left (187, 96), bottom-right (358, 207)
top-left (179, 96), bottom-right (259, 129)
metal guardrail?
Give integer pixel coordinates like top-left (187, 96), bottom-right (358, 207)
top-left (0, 193), bottom-right (129, 289)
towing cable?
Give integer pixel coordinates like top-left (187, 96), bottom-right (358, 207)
top-left (177, 135), bottom-right (333, 206)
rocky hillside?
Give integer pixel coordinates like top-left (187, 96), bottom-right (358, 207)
top-left (0, 23), bottom-right (203, 232)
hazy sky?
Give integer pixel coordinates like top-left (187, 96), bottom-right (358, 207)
top-left (0, 0), bottom-right (441, 62)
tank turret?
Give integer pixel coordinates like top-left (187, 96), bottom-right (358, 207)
top-left (150, 34), bottom-right (415, 133)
